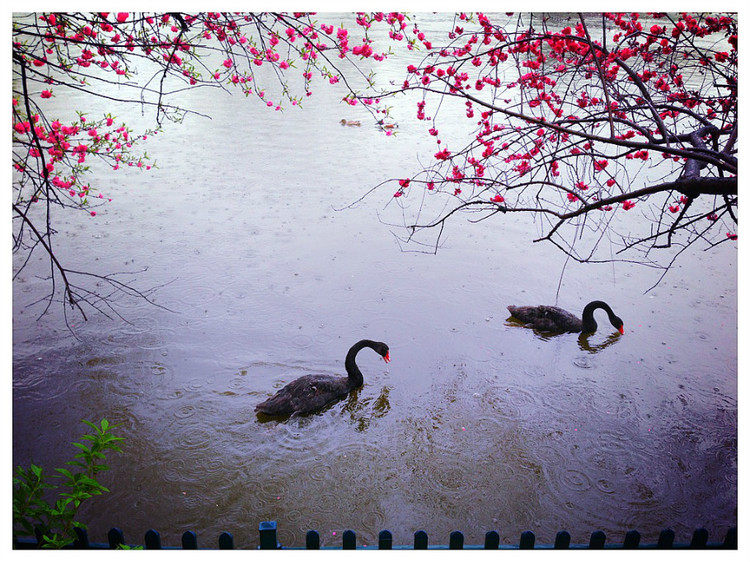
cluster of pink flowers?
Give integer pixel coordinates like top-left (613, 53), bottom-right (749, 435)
top-left (13, 90), bottom-right (154, 213)
top-left (18, 11), bottom-right (737, 244)
top-left (393, 178), bottom-right (411, 198)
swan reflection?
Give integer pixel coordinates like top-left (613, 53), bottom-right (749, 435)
top-left (343, 386), bottom-right (392, 432)
top-left (577, 331), bottom-right (622, 353)
top-left (506, 316), bottom-right (623, 353)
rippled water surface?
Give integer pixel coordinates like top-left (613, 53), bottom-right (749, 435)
top-left (13, 13), bottom-right (737, 548)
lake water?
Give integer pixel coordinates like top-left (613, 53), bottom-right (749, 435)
top-left (12, 13), bottom-right (737, 548)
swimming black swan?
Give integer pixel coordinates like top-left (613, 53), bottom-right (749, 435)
top-left (507, 300), bottom-right (624, 334)
top-left (255, 339), bottom-right (390, 416)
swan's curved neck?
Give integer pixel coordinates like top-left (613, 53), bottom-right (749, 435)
top-left (345, 340), bottom-right (375, 387)
top-left (581, 300), bottom-right (615, 332)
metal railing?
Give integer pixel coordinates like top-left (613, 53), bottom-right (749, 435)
top-left (14, 521), bottom-right (737, 550)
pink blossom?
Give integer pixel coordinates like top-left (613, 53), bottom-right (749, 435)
top-left (352, 43), bottom-right (373, 57)
top-left (593, 159), bottom-right (608, 171)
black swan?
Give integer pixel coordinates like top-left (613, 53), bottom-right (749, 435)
top-left (255, 339), bottom-right (390, 417)
top-left (507, 300), bottom-right (624, 334)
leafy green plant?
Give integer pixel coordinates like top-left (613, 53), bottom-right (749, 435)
top-left (13, 419), bottom-right (124, 548)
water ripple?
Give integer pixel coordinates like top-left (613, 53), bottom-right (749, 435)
top-left (172, 425), bottom-right (216, 451)
top-left (595, 478), bottom-right (616, 494)
top-left (557, 469), bottom-right (593, 492)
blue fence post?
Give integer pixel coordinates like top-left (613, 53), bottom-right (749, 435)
top-left (306, 530), bottom-right (320, 549)
top-left (107, 528), bottom-right (125, 549)
top-left (449, 531), bottom-right (464, 549)
top-left (624, 530), bottom-right (641, 548)
top-left (182, 530), bottom-right (198, 549)
top-left (342, 529), bottom-right (356, 549)
top-left (484, 530), bottom-right (499, 549)
top-left (73, 527), bottom-right (89, 549)
top-left (378, 530), bottom-right (393, 549)
top-left (259, 521), bottom-right (280, 549)
top-left (414, 530), bottom-right (428, 549)
top-left (144, 529), bottom-right (161, 549)
top-left (520, 530), bottom-right (535, 549)
top-left (554, 530), bottom-right (571, 549)
top-left (723, 527), bottom-right (737, 549)
top-left (218, 531), bottom-right (234, 549)
top-left (657, 529), bottom-right (674, 548)
top-left (589, 530), bottom-right (606, 548)
top-left (690, 528), bottom-right (708, 548)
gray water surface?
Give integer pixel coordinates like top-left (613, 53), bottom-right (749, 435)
top-left (13, 13), bottom-right (737, 548)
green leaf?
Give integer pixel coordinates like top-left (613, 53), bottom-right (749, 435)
top-left (71, 441), bottom-right (91, 453)
top-left (54, 468), bottom-right (74, 480)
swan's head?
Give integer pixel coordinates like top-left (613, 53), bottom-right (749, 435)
top-left (612, 317), bottom-right (625, 334)
top-left (373, 341), bottom-right (390, 363)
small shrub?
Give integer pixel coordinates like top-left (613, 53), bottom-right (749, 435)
top-left (13, 419), bottom-right (124, 548)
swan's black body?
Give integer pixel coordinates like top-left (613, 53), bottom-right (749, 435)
top-left (507, 300), bottom-right (624, 334)
top-left (255, 339), bottom-right (390, 417)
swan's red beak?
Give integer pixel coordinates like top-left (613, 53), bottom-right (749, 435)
top-left (618, 326), bottom-right (625, 335)
top-left (383, 352), bottom-right (391, 363)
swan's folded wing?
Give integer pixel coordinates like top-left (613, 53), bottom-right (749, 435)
top-left (264, 375), bottom-right (349, 415)
top-left (508, 305), bottom-right (581, 332)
